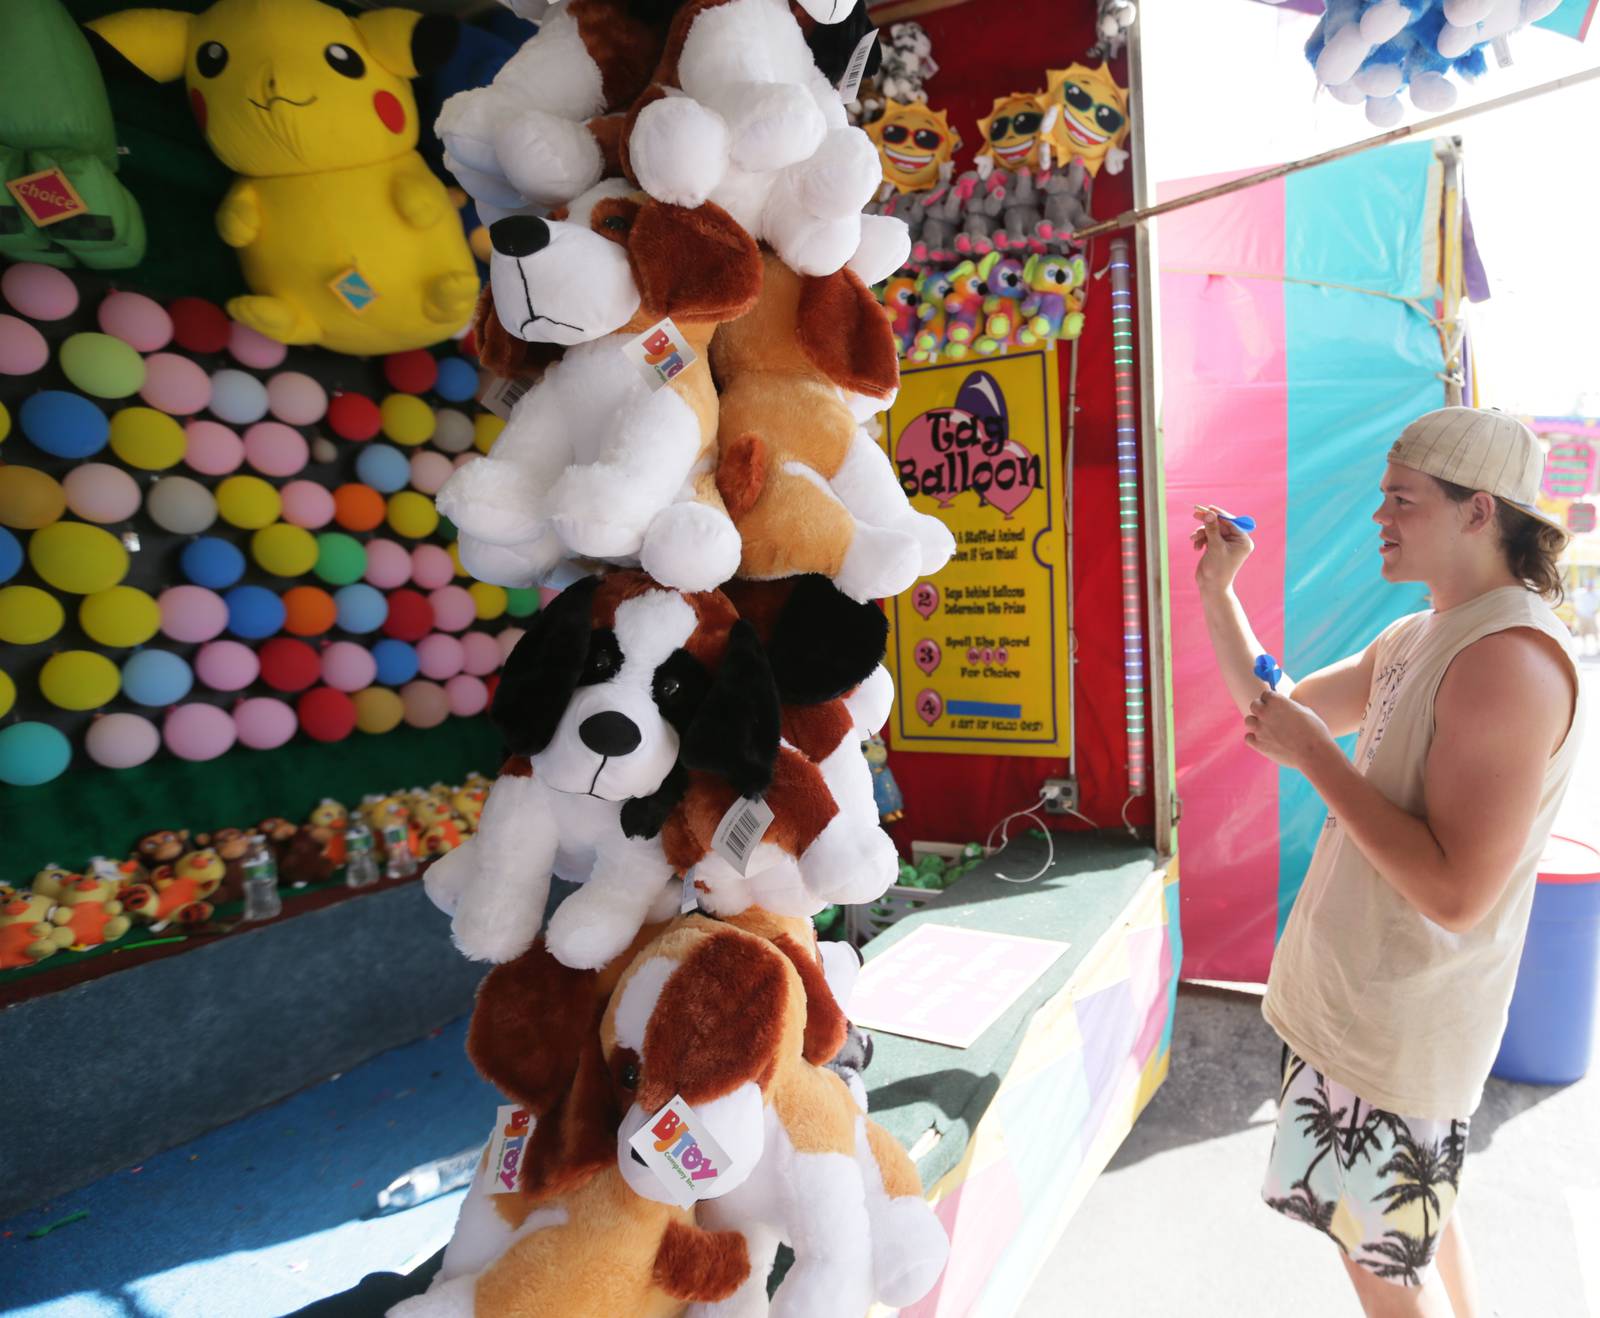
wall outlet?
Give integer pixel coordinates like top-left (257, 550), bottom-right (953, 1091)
top-left (1041, 778), bottom-right (1079, 814)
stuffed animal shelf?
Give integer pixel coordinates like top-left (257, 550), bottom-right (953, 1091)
top-left (89, 0), bottom-right (479, 356)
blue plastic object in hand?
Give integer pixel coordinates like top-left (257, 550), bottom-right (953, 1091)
top-left (1254, 653), bottom-right (1283, 690)
top-left (1220, 512), bottom-right (1257, 532)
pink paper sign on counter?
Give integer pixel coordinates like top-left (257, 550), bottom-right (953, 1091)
top-left (848, 925), bottom-right (1071, 1049)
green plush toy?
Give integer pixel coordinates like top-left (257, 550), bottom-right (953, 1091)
top-left (0, 0), bottom-right (146, 268)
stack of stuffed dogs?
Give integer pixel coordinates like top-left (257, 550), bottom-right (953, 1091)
top-left (412, 2), bottom-right (952, 1314)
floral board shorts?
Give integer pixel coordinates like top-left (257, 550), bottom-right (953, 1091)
top-left (1262, 1044), bottom-right (1469, 1288)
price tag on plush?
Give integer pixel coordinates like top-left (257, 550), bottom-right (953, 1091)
top-left (837, 28), bottom-right (880, 102)
top-left (622, 318), bottom-right (697, 391)
top-left (710, 795), bottom-right (775, 875)
top-left (480, 374), bottom-right (533, 419)
top-left (483, 1103), bottom-right (536, 1195)
top-left (627, 1094), bottom-right (735, 1209)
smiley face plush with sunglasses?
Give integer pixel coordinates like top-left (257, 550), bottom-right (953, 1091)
top-left (864, 100), bottom-right (961, 194)
top-left (976, 93), bottom-right (1050, 173)
top-left (1045, 62), bottom-right (1130, 177)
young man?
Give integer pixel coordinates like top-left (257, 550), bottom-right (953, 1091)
top-left (1193, 408), bottom-right (1585, 1318)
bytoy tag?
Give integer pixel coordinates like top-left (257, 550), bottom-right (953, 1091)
top-left (710, 795), bottom-right (774, 875)
top-left (627, 1094), bottom-right (733, 1208)
top-left (1492, 35), bottom-right (1512, 68)
top-left (622, 318), bottom-right (697, 391)
top-left (480, 373), bottom-right (532, 419)
top-left (7, 168), bottom-right (87, 227)
top-left (837, 27), bottom-right (880, 102)
top-left (483, 1103), bottom-right (535, 1195)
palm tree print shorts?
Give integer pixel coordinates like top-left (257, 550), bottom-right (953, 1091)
top-left (1262, 1045), bottom-right (1468, 1287)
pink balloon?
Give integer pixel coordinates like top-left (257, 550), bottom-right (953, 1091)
top-left (460, 630), bottom-right (501, 676)
top-left (2, 263), bottom-right (77, 320)
top-left (233, 696), bottom-right (297, 750)
top-left (428, 585), bottom-right (475, 633)
top-left (63, 463), bottom-right (142, 523)
top-left (140, 353), bottom-right (212, 415)
top-left (321, 641), bottom-right (378, 692)
top-left (280, 479), bottom-right (335, 530)
top-left (401, 679), bottom-right (450, 729)
top-left (446, 674), bottom-right (488, 717)
top-left (184, 419), bottom-right (244, 476)
top-left (363, 538), bottom-right (410, 589)
top-left (164, 702), bottom-right (238, 761)
top-left (243, 421), bottom-right (309, 477)
top-left (227, 321), bottom-right (288, 370)
top-left (159, 585), bottom-right (229, 643)
top-left (86, 712), bottom-right (161, 769)
top-left (416, 632), bottom-right (465, 680)
top-left (409, 450), bottom-right (453, 495)
top-left (266, 371), bottom-right (327, 425)
top-left (981, 439), bottom-right (1041, 517)
top-left (98, 291), bottom-right (173, 353)
top-left (410, 544), bottom-right (454, 589)
top-left (0, 314), bottom-right (49, 375)
top-left (194, 639), bottom-right (260, 692)
top-left (451, 452), bottom-right (479, 470)
top-left (497, 627), bottom-right (525, 662)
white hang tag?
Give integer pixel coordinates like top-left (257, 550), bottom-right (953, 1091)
top-left (483, 1103), bottom-right (536, 1195)
top-left (710, 795), bottom-right (775, 875)
top-left (679, 878), bottom-right (700, 915)
top-left (627, 1094), bottom-right (735, 1208)
top-left (480, 373), bottom-right (532, 420)
top-left (837, 28), bottom-right (880, 103)
top-left (1492, 35), bottom-right (1512, 68)
top-left (621, 318), bottom-right (697, 392)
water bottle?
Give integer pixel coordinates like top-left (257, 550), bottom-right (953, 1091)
top-left (240, 834), bottom-right (283, 921)
top-left (372, 1145), bottom-right (484, 1216)
top-left (345, 822), bottom-right (379, 888)
top-left (383, 823), bottom-right (417, 880)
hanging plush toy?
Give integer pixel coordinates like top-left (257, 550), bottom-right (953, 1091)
top-left (1087, 0), bottom-right (1138, 60)
top-left (89, 0), bottom-right (479, 355)
top-left (1044, 63), bottom-right (1130, 176)
top-left (854, 21), bottom-right (939, 123)
top-left (976, 93), bottom-right (1051, 173)
top-left (863, 735), bottom-right (905, 824)
top-left (864, 100), bottom-right (961, 194)
top-left (1, 0), bottom-right (146, 269)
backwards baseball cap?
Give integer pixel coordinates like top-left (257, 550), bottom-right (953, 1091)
top-left (1388, 407), bottom-right (1568, 536)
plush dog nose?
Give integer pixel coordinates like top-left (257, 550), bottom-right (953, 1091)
top-left (580, 711), bottom-right (641, 757)
top-left (489, 215), bottom-right (550, 258)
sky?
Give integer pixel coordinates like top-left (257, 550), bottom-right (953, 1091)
top-left (1141, 1), bottom-right (1600, 418)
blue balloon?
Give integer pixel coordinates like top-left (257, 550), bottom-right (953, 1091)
top-left (0, 721), bottom-right (72, 786)
top-left (122, 648), bottom-right (195, 707)
top-left (371, 637), bottom-right (419, 685)
top-left (224, 584), bottom-right (286, 639)
top-left (334, 582), bottom-right (387, 634)
top-left (19, 390), bottom-right (110, 459)
top-left (180, 536), bottom-right (247, 590)
top-left (355, 443), bottom-right (410, 493)
top-left (0, 527), bottom-right (21, 583)
top-left (435, 357), bottom-right (478, 403)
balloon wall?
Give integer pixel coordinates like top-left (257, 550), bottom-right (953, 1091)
top-left (0, 265), bottom-right (527, 789)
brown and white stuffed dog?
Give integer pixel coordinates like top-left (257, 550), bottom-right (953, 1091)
top-left (712, 250), bottom-right (954, 602)
top-left (436, 183), bottom-right (761, 593)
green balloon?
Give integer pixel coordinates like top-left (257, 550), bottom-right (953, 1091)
top-left (504, 587), bottom-right (541, 618)
top-left (60, 332), bottom-right (145, 399)
top-left (314, 532), bottom-right (367, 586)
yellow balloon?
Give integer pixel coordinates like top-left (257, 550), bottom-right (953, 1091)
top-left (0, 669), bottom-right (12, 718)
top-left (0, 401), bottom-right (10, 443)
top-left (386, 490), bottom-right (439, 539)
top-left (108, 406), bottom-right (186, 470)
top-left (380, 394), bottom-right (436, 446)
top-left (28, 521), bottom-right (128, 594)
top-left (252, 522), bottom-right (319, 577)
top-left (474, 413), bottom-right (504, 454)
top-left (79, 585), bottom-right (160, 647)
top-left (216, 475), bottom-right (283, 530)
top-left (470, 581), bottom-right (507, 620)
top-left (0, 585), bottom-right (64, 644)
top-left (353, 685), bottom-right (404, 734)
top-left (448, 539), bottom-right (468, 577)
top-left (40, 649), bottom-right (121, 711)
top-left (0, 464), bottom-right (66, 529)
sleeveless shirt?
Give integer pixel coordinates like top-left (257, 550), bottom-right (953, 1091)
top-left (1262, 586), bottom-right (1586, 1119)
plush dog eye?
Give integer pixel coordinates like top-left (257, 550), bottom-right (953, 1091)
top-left (324, 43), bottom-right (366, 79)
top-left (621, 1062), bottom-right (639, 1089)
top-left (601, 214), bottom-right (631, 233)
top-left (580, 630), bottom-right (622, 685)
top-left (196, 41), bottom-right (228, 78)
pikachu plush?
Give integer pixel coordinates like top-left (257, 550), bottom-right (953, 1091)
top-left (89, 0), bottom-right (479, 356)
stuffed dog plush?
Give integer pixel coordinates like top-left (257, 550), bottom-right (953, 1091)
top-left (436, 183), bottom-right (759, 593)
top-left (712, 250), bottom-right (954, 602)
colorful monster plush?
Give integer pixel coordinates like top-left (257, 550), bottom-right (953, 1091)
top-left (976, 93), bottom-right (1050, 173)
top-left (941, 260), bottom-right (985, 359)
top-left (975, 251), bottom-right (1027, 355)
top-left (882, 274), bottom-right (920, 358)
top-left (864, 100), bottom-right (961, 194)
top-left (32, 865), bottom-right (133, 950)
top-left (89, 0), bottom-right (479, 355)
top-left (1045, 63), bottom-right (1130, 176)
top-left (0, 884), bottom-right (74, 969)
top-left (0, 0), bottom-right (146, 268)
top-left (1019, 252), bottom-right (1088, 343)
top-left (121, 848), bottom-right (225, 926)
top-left (909, 269), bottom-right (951, 364)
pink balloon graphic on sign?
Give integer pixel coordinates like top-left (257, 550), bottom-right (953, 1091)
top-left (895, 410), bottom-right (972, 508)
top-left (967, 647), bottom-right (980, 663)
top-left (915, 688), bottom-right (944, 725)
top-left (914, 638), bottom-right (942, 675)
top-left (913, 582), bottom-right (940, 619)
top-left (997, 647), bottom-right (1009, 664)
top-left (981, 439), bottom-right (1040, 517)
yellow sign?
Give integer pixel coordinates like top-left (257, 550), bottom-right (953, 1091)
top-left (880, 347), bottom-right (1071, 757)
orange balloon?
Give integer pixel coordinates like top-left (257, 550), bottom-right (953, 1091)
top-left (282, 585), bottom-right (337, 636)
top-left (333, 483), bottom-right (386, 532)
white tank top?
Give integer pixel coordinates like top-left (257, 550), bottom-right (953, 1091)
top-left (1263, 585), bottom-right (1586, 1119)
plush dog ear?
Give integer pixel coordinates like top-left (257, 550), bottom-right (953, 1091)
top-left (803, 4), bottom-right (881, 85)
top-left (620, 760), bottom-right (689, 841)
top-left (491, 576), bottom-right (599, 755)
top-left (771, 933), bottom-right (849, 1066)
top-left (469, 940), bottom-right (602, 1113)
top-left (628, 201), bottom-right (763, 324)
top-left (797, 267), bottom-right (899, 399)
top-left (471, 285), bottom-right (562, 380)
top-left (727, 575), bottom-right (887, 704)
top-left (679, 620), bottom-right (779, 798)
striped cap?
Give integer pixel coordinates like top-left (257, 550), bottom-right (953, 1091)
top-left (1388, 407), bottom-right (1567, 535)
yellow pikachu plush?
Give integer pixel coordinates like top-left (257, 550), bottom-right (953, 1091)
top-left (89, 0), bottom-right (478, 356)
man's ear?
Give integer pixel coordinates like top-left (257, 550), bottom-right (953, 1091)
top-left (86, 9), bottom-right (193, 83)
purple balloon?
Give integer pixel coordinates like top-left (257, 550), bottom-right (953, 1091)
top-left (164, 702), bottom-right (238, 761)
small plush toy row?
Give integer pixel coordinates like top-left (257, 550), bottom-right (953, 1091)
top-left (880, 251), bottom-right (1088, 363)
